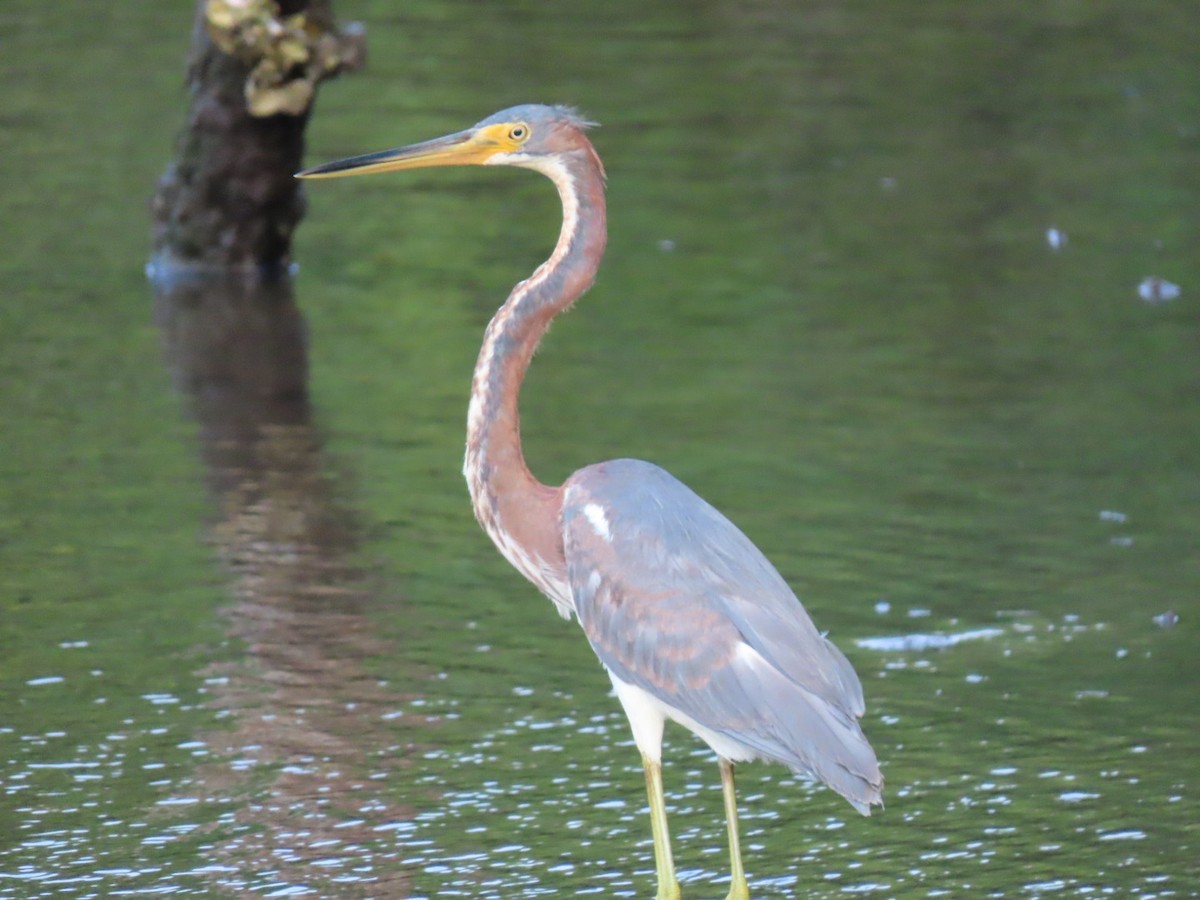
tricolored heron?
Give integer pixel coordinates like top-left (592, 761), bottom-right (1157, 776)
top-left (299, 104), bottom-right (883, 900)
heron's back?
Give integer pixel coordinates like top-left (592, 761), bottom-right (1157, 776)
top-left (561, 458), bottom-right (883, 812)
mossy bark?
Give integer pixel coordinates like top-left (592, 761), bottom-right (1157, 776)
top-left (151, 0), bottom-right (359, 271)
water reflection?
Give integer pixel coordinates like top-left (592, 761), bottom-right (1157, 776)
top-left (151, 264), bottom-right (414, 895)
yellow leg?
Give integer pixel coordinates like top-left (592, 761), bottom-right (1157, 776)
top-left (719, 758), bottom-right (750, 900)
top-left (642, 755), bottom-right (681, 900)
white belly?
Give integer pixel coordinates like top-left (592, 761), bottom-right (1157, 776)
top-left (606, 670), bottom-right (759, 764)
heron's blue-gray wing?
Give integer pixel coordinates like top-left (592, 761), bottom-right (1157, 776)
top-left (562, 458), bottom-right (882, 812)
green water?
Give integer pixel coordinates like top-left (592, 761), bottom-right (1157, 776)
top-left (3, 1), bottom-right (1198, 897)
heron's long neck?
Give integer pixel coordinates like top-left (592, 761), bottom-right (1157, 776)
top-left (464, 150), bottom-right (607, 589)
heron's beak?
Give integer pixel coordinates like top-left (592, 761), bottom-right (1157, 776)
top-left (296, 126), bottom-right (503, 179)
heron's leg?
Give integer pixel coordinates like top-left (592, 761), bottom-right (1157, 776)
top-left (719, 758), bottom-right (750, 900)
top-left (642, 754), bottom-right (681, 900)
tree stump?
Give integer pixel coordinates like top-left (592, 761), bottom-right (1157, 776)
top-left (151, 0), bottom-right (364, 272)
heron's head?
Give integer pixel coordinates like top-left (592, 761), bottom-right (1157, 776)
top-left (297, 104), bottom-right (603, 181)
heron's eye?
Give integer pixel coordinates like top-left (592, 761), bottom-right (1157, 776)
top-left (508, 123), bottom-right (529, 142)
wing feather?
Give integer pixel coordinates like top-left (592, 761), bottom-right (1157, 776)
top-left (562, 458), bottom-right (882, 811)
